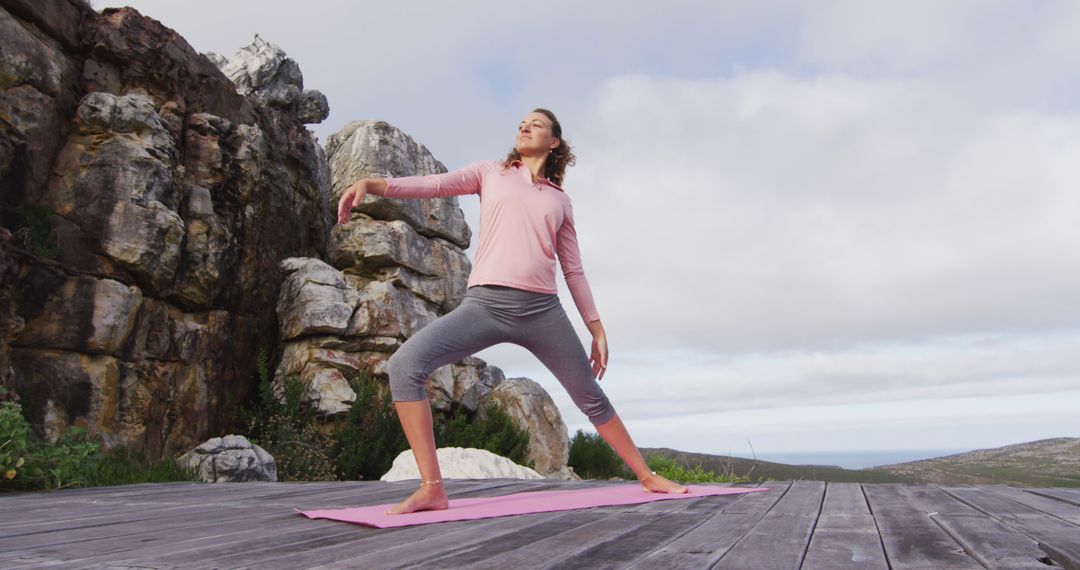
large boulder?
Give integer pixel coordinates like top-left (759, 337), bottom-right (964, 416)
top-left (480, 377), bottom-right (572, 477)
top-left (380, 447), bottom-right (543, 481)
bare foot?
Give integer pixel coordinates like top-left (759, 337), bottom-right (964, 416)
top-left (640, 472), bottom-right (690, 494)
top-left (384, 483), bottom-right (449, 515)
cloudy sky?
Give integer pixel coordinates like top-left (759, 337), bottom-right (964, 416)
top-left (99, 0), bottom-right (1079, 466)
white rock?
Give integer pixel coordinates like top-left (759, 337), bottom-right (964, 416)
top-left (380, 447), bottom-right (543, 481)
top-left (177, 434), bottom-right (277, 482)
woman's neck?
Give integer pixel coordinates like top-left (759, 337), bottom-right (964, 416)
top-left (517, 154), bottom-right (547, 182)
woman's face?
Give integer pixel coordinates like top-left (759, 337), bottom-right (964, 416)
top-left (516, 112), bottom-right (559, 157)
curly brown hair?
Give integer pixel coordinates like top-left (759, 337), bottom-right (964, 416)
top-left (501, 108), bottom-right (577, 187)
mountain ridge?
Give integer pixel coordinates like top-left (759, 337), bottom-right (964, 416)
top-left (639, 436), bottom-right (1080, 487)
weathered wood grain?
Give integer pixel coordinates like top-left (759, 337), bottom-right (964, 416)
top-left (403, 495), bottom-right (702, 569)
top-left (712, 480), bottom-right (826, 569)
top-left (942, 485), bottom-right (1080, 570)
top-left (3, 479), bottom-right (1079, 569)
top-left (863, 483), bottom-right (983, 569)
top-left (624, 481), bottom-right (791, 569)
top-left (903, 484), bottom-right (1056, 570)
top-left (982, 485), bottom-right (1080, 525)
top-left (802, 483), bottom-right (888, 570)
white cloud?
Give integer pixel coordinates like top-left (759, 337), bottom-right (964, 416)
top-left (795, 0), bottom-right (1080, 109)
top-left (581, 331), bottom-right (1080, 419)
top-left (563, 389), bottom-right (1080, 455)
top-left (563, 70), bottom-right (1080, 353)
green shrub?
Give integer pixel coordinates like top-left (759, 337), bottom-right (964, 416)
top-left (14, 202), bottom-right (60, 258)
top-left (1, 387), bottom-right (36, 488)
top-left (1, 386), bottom-right (199, 491)
top-left (567, 428), bottom-right (747, 483)
top-left (567, 428), bottom-right (625, 479)
top-left (1, 386), bottom-right (100, 491)
top-left (236, 350), bottom-right (337, 482)
top-left (69, 443), bottom-right (201, 487)
top-left (434, 400), bottom-right (533, 470)
top-left (331, 370), bottom-right (410, 481)
top-left (642, 454), bottom-right (745, 483)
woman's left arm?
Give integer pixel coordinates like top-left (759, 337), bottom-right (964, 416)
top-left (556, 200), bottom-right (608, 380)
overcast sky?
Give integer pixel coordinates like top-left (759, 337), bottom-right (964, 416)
top-left (97, 0), bottom-right (1080, 465)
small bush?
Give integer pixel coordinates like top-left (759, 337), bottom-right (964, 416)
top-left (236, 350), bottom-right (337, 482)
top-left (567, 429), bottom-right (625, 479)
top-left (567, 428), bottom-right (747, 483)
top-left (14, 203), bottom-right (60, 258)
top-left (1, 386), bottom-right (199, 491)
top-left (1, 387), bottom-right (37, 489)
top-left (1, 386), bottom-right (101, 491)
top-left (642, 454), bottom-right (745, 483)
top-left (331, 370), bottom-right (410, 481)
top-left (74, 444), bottom-right (201, 487)
top-left (434, 401), bottom-right (534, 470)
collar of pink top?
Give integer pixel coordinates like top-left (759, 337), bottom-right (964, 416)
top-left (508, 159), bottom-right (564, 191)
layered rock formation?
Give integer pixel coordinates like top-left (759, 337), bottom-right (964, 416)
top-left (2, 2), bottom-right (327, 458)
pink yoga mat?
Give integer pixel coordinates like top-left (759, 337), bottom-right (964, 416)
top-left (294, 483), bottom-right (771, 528)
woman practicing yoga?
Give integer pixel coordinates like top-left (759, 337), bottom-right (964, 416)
top-left (336, 108), bottom-right (689, 516)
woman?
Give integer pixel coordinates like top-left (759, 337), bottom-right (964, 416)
top-left (337, 108), bottom-right (689, 516)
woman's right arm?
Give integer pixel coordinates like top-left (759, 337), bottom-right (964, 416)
top-left (336, 178), bottom-right (387, 224)
top-left (336, 160), bottom-right (490, 225)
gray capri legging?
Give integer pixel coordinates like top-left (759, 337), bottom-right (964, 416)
top-left (386, 284), bottom-right (617, 427)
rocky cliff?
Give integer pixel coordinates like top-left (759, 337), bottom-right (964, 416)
top-left (2, 1), bottom-right (329, 459)
top-left (0, 0), bottom-right (573, 478)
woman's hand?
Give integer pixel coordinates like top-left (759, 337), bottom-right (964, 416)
top-left (586, 320), bottom-right (608, 380)
top-left (337, 180), bottom-right (367, 225)
top-left (337, 178), bottom-right (390, 224)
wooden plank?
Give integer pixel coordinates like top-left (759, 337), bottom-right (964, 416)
top-left (5, 480), bottom-right (1080, 569)
top-left (0, 481), bottom-right (440, 555)
top-left (1027, 488), bottom-right (1080, 508)
top-left (437, 506), bottom-right (717, 570)
top-left (897, 484), bottom-right (1058, 570)
top-left (802, 483), bottom-right (888, 570)
top-left (255, 481), bottom-right (703, 570)
top-left (397, 496), bottom-right (701, 569)
top-left (863, 483), bottom-right (982, 569)
top-left (539, 513), bottom-right (711, 570)
top-left (0, 491), bottom-right (371, 565)
top-left (624, 481), bottom-right (791, 569)
top-left (0, 482), bottom-right (352, 534)
top-left (931, 515), bottom-right (1061, 570)
top-left (293, 511), bottom-right (589, 569)
top-left (177, 480), bottom-right (605, 569)
top-left (983, 486), bottom-right (1080, 525)
top-left (56, 480), bottom-right (575, 568)
top-left (0, 479), bottom-right (550, 567)
top-left (710, 480), bottom-right (825, 570)
top-left (942, 485), bottom-right (1080, 570)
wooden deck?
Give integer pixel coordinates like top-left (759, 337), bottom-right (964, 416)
top-left (1, 478), bottom-right (1078, 569)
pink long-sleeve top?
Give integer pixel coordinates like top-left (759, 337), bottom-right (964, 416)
top-left (383, 159), bottom-right (601, 325)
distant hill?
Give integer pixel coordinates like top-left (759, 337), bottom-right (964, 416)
top-left (866, 437), bottom-right (1080, 487)
top-left (640, 436), bottom-right (1080, 487)
top-left (638, 447), bottom-right (916, 484)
